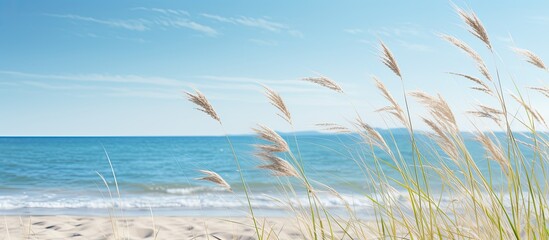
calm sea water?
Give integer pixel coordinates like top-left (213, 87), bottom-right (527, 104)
top-left (0, 133), bottom-right (535, 216)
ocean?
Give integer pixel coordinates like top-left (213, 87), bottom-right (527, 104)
top-left (0, 132), bottom-right (535, 217)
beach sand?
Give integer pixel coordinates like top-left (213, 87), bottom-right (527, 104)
top-left (0, 215), bottom-right (370, 239)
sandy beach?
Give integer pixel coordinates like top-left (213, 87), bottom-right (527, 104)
top-left (1, 216), bottom-right (292, 239)
top-left (1, 215), bottom-right (372, 239)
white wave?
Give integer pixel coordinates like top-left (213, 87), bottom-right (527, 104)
top-left (165, 186), bottom-right (227, 195)
top-left (0, 192), bottom-right (376, 210)
top-left (0, 191), bottom-right (521, 212)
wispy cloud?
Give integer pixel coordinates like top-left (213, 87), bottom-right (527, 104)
top-left (0, 70), bottom-right (318, 95)
top-left (364, 23), bottom-right (430, 51)
top-left (46, 10), bottom-right (218, 36)
top-left (529, 16), bottom-right (549, 25)
top-left (193, 75), bottom-right (325, 94)
top-left (193, 82), bottom-right (321, 94)
top-left (200, 14), bottom-right (232, 23)
top-left (106, 89), bottom-right (181, 99)
top-left (21, 81), bottom-right (180, 99)
top-left (0, 70), bottom-right (185, 87)
top-left (288, 30), bottom-right (304, 38)
top-left (201, 13), bottom-right (302, 37)
top-left (74, 32), bottom-right (147, 43)
top-left (160, 19), bottom-right (217, 35)
top-left (195, 75), bottom-right (306, 87)
top-left (344, 28), bottom-right (363, 34)
top-left (48, 9), bottom-right (303, 38)
top-left (47, 14), bottom-right (149, 31)
top-left (201, 14), bottom-right (283, 31)
top-left (234, 16), bottom-right (286, 32)
top-left (22, 81), bottom-right (102, 90)
top-left (132, 7), bottom-right (189, 17)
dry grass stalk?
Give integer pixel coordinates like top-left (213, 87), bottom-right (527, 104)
top-left (255, 152), bottom-right (299, 177)
top-left (476, 132), bottom-right (510, 174)
top-left (354, 117), bottom-right (389, 151)
top-left (513, 48), bottom-right (547, 70)
top-left (468, 104), bottom-right (504, 126)
top-left (448, 72), bottom-right (492, 95)
top-left (252, 124), bottom-right (290, 153)
top-left (186, 89), bottom-right (221, 123)
top-left (516, 139), bottom-right (535, 149)
top-left (302, 76), bottom-right (343, 93)
top-left (379, 41), bottom-right (402, 78)
top-left (516, 133), bottom-right (537, 149)
top-left (442, 35), bottom-right (492, 81)
top-left (535, 109), bottom-right (547, 127)
top-left (530, 86), bottom-right (549, 98)
top-left (456, 7), bottom-right (492, 50)
top-left (314, 182), bottom-right (347, 205)
top-left (510, 94), bottom-right (547, 126)
top-left (263, 85), bottom-right (292, 124)
top-left (196, 170), bottom-right (232, 192)
top-left (316, 123), bottom-right (351, 133)
top-left (373, 76), bottom-right (409, 127)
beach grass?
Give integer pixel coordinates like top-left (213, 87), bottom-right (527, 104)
top-left (184, 5), bottom-right (549, 240)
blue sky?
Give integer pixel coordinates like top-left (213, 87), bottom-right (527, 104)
top-left (1, 1), bottom-right (548, 136)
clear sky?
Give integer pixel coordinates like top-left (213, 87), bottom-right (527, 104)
top-left (1, 1), bottom-right (548, 136)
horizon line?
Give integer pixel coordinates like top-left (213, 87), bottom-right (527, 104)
top-left (1, 129), bottom-right (541, 138)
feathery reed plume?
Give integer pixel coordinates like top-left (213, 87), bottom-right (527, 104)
top-left (354, 117), bottom-right (389, 152)
top-left (530, 86), bottom-right (549, 98)
top-left (186, 89), bottom-right (221, 123)
top-left (255, 152), bottom-right (299, 177)
top-left (468, 104), bottom-right (504, 126)
top-left (510, 93), bottom-right (547, 126)
top-left (316, 123), bottom-right (351, 133)
top-left (379, 41), bottom-right (402, 78)
top-left (373, 76), bottom-right (409, 127)
top-left (476, 132), bottom-right (510, 174)
top-left (441, 35), bottom-right (492, 81)
top-left (262, 85), bottom-right (292, 124)
top-left (196, 170), bottom-right (232, 192)
top-left (513, 48), bottom-right (547, 70)
top-left (302, 76), bottom-right (343, 93)
top-left (410, 91), bottom-right (460, 161)
top-left (448, 72), bottom-right (492, 95)
top-left (456, 7), bottom-right (492, 50)
top-left (409, 91), bottom-right (457, 129)
top-left (252, 124), bottom-right (290, 153)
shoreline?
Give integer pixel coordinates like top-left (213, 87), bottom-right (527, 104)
top-left (0, 208), bottom-right (295, 218)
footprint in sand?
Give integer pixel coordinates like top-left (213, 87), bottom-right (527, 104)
top-left (133, 228), bottom-right (154, 238)
top-left (45, 225), bottom-right (62, 230)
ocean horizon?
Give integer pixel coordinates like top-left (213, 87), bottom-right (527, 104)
top-left (0, 131), bottom-right (536, 217)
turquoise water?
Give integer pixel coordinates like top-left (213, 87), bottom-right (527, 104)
top-left (0, 133), bottom-right (536, 216)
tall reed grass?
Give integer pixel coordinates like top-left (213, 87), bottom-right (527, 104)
top-left (186, 5), bottom-right (549, 240)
